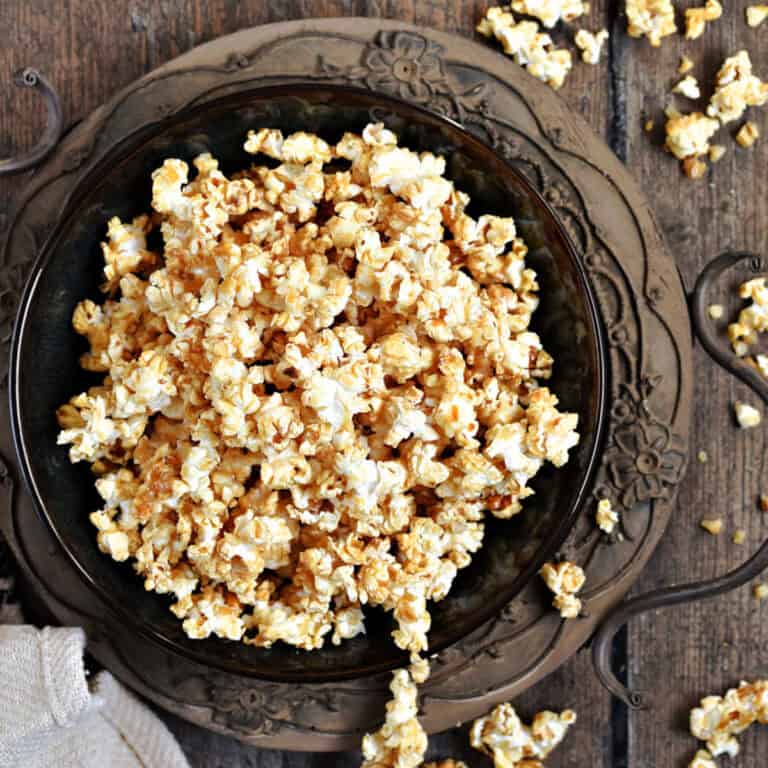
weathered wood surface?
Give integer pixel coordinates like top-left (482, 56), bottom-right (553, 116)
top-left (1, 1), bottom-right (766, 765)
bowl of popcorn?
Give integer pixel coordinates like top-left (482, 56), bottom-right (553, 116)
top-left (10, 85), bottom-right (606, 681)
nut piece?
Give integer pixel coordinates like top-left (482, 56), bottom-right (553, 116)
top-left (708, 303), bottom-right (725, 319)
top-left (736, 120), bottom-right (760, 148)
top-left (690, 680), bottom-right (768, 757)
top-left (574, 28), bottom-right (609, 64)
top-left (596, 498), bottom-right (619, 534)
top-left (674, 76), bottom-right (702, 100)
top-left (679, 55), bottom-right (695, 75)
top-left (700, 518), bottom-right (723, 535)
top-left (753, 583), bottom-right (768, 600)
top-left (734, 401), bottom-right (762, 428)
top-left (707, 50), bottom-right (768, 125)
top-left (540, 561), bottom-right (585, 618)
top-left (626, 0), bottom-right (677, 46)
top-left (733, 528), bottom-right (747, 545)
top-left (689, 750), bottom-right (718, 768)
top-left (747, 5), bottom-right (768, 27)
top-left (470, 702), bottom-right (577, 767)
top-left (685, 0), bottom-right (723, 39)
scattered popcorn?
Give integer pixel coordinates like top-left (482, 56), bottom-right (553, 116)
top-left (747, 5), bottom-right (768, 27)
top-left (470, 703), bottom-right (576, 767)
top-left (736, 120), bottom-right (760, 148)
top-left (685, 0), bottom-right (722, 40)
top-left (664, 112), bottom-right (720, 177)
top-left (361, 668), bottom-right (427, 768)
top-left (688, 750), bottom-right (718, 768)
top-left (700, 518), bottom-right (723, 535)
top-left (574, 28), bottom-right (609, 65)
top-left (626, 0), bottom-right (677, 47)
top-left (477, 7), bottom-right (573, 89)
top-left (540, 561), bottom-right (585, 618)
top-left (754, 583), bottom-right (768, 600)
top-left (733, 528), bottom-right (747, 545)
top-left (674, 76), bottom-right (701, 100)
top-left (734, 401), bottom-right (762, 428)
top-left (596, 498), bottom-right (618, 534)
top-left (728, 277), bottom-right (768, 357)
top-left (57, 125), bottom-right (579, 654)
top-left (690, 680), bottom-right (768, 758)
top-left (697, 450), bottom-right (708, 463)
top-left (679, 56), bottom-right (695, 75)
top-left (511, 0), bottom-right (590, 28)
top-left (707, 51), bottom-right (768, 125)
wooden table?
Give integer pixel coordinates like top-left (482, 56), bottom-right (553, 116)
top-left (2, 1), bottom-right (767, 765)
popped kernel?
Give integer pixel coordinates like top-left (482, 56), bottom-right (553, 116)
top-left (540, 560), bottom-right (585, 618)
top-left (690, 680), bottom-right (768, 758)
top-left (57, 124), bottom-right (579, 657)
top-left (511, 0), bottom-right (590, 28)
top-left (747, 5), bottom-right (768, 27)
top-left (674, 76), bottom-right (701, 100)
top-left (734, 401), bottom-right (762, 428)
top-left (470, 703), bottom-right (576, 767)
top-left (665, 113), bottom-right (720, 177)
top-left (626, 0), bottom-right (677, 47)
top-left (689, 750), bottom-right (718, 768)
top-left (685, 0), bottom-right (722, 40)
top-left (707, 51), bottom-right (768, 125)
top-left (728, 277), bottom-right (768, 357)
top-left (596, 498), bottom-right (618, 534)
top-left (574, 28), bottom-right (609, 65)
top-left (736, 120), bottom-right (760, 148)
top-left (708, 145), bottom-right (726, 162)
top-left (700, 518), bottom-right (723, 535)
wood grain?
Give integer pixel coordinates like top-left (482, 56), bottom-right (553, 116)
top-left (2, 0), bottom-right (767, 765)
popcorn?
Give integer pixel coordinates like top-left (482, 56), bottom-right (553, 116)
top-left (700, 518), bottom-right (723, 535)
top-left (477, 7), bottom-right (573, 90)
top-left (708, 145), bottom-right (726, 162)
top-left (596, 498), bottom-right (618, 534)
top-left (734, 401), bottom-right (761, 428)
top-left (470, 702), bottom-right (576, 767)
top-left (688, 750), bottom-right (717, 768)
top-left (574, 29), bottom-right (609, 65)
top-left (747, 5), bottom-right (768, 26)
top-left (679, 56), bottom-right (695, 75)
top-left (708, 304), bottom-right (724, 319)
top-left (736, 120), bottom-right (760, 148)
top-left (728, 277), bottom-right (768, 356)
top-left (753, 583), bottom-right (768, 600)
top-left (510, 0), bottom-right (590, 28)
top-left (540, 561), bottom-right (585, 618)
top-left (664, 113), bottom-right (720, 177)
top-left (673, 76), bottom-right (701, 100)
top-left (733, 529), bottom-right (747, 545)
top-left (684, 0), bottom-right (722, 40)
top-left (707, 51), bottom-right (768, 125)
top-left (690, 680), bottom-right (768, 758)
top-left (626, 0), bottom-right (676, 47)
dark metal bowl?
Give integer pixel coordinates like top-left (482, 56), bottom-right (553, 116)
top-left (10, 84), bottom-right (606, 682)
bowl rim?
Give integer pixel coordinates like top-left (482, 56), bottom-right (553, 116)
top-left (9, 81), bottom-right (607, 681)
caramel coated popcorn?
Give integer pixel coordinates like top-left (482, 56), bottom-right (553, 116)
top-left (626, 0), bottom-right (677, 46)
top-left (707, 51), bottom-right (768, 125)
top-left (477, 7), bottom-right (573, 89)
top-left (540, 560), bottom-right (585, 618)
top-left (574, 28), bottom-right (609, 64)
top-left (685, 0), bottom-right (722, 39)
top-left (690, 680), bottom-right (768, 758)
top-left (470, 703), bottom-right (576, 767)
top-left (57, 124), bottom-right (579, 654)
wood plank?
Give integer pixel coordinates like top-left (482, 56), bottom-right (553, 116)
top-left (624, 1), bottom-right (768, 766)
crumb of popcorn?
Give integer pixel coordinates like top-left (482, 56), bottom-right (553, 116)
top-left (708, 303), bottom-right (725, 318)
top-left (665, 113), bottom-right (720, 176)
top-left (57, 124), bottom-right (579, 653)
top-left (679, 56), bottom-right (695, 75)
top-left (596, 498), bottom-right (618, 534)
top-left (477, 7), bottom-right (573, 89)
top-left (470, 703), bottom-right (576, 767)
top-left (734, 401), bottom-right (762, 428)
top-left (645, 119), bottom-right (655, 132)
top-left (685, 0), bottom-right (722, 39)
top-left (728, 277), bottom-right (768, 357)
top-left (690, 680), bottom-right (768, 758)
top-left (361, 668), bottom-right (427, 768)
top-left (540, 561), bottom-right (585, 618)
top-left (688, 750), bottom-right (718, 768)
top-left (736, 120), bottom-right (760, 147)
top-left (674, 76), bottom-right (702, 100)
top-left (626, 0), bottom-right (677, 46)
top-left (574, 28), bottom-right (609, 64)
top-left (700, 518), bottom-right (723, 535)
top-left (754, 583), bottom-right (768, 600)
top-left (733, 528), bottom-right (747, 544)
top-left (697, 450), bottom-right (708, 463)
top-left (707, 51), bottom-right (768, 125)
top-left (511, 0), bottom-right (590, 28)
top-left (747, 5), bottom-right (768, 26)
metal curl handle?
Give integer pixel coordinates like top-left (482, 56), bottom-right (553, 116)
top-left (593, 250), bottom-right (768, 709)
top-left (0, 68), bottom-right (63, 176)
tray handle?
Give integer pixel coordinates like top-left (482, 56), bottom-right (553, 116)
top-left (592, 250), bottom-right (768, 709)
top-left (0, 68), bottom-right (63, 176)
